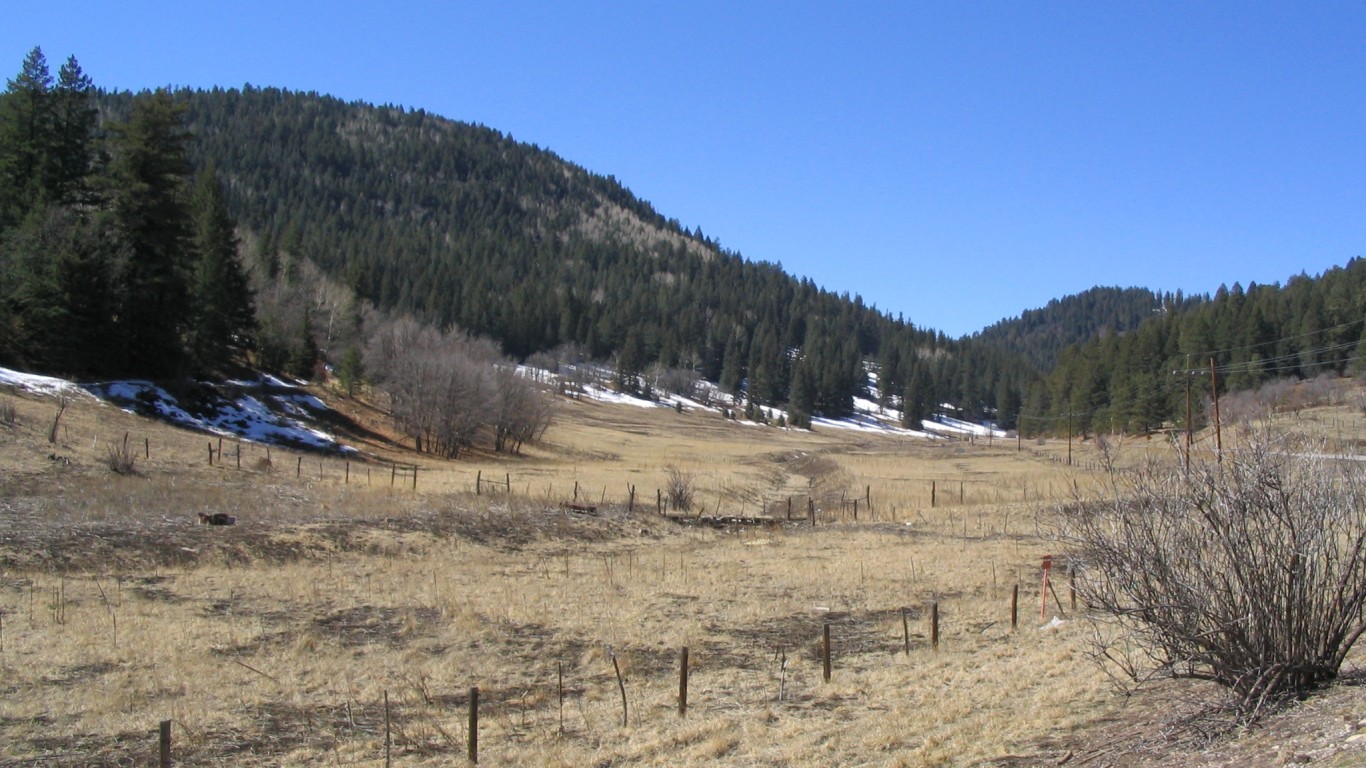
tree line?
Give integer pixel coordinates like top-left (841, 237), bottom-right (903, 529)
top-left (0, 47), bottom-right (254, 378)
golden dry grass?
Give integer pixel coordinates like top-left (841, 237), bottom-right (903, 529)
top-left (1, 379), bottom-right (1364, 766)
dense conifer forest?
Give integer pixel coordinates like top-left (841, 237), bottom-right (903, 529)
top-left (2, 48), bottom-right (1363, 438)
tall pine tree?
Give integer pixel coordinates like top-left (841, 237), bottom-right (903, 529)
top-left (104, 89), bottom-right (195, 377)
top-left (189, 163), bottom-right (255, 371)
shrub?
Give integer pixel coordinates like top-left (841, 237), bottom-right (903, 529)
top-left (105, 436), bottom-right (137, 474)
top-left (0, 397), bottom-right (15, 427)
top-left (1059, 431), bottom-right (1366, 717)
top-left (665, 465), bottom-right (695, 513)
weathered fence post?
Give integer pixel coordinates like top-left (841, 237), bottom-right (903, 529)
top-left (822, 623), bottom-right (832, 682)
top-left (678, 646), bottom-right (689, 717)
top-left (468, 686), bottom-right (479, 763)
top-left (901, 607), bottom-right (910, 654)
top-left (1011, 584), bottom-right (1019, 631)
top-left (159, 719), bottom-right (171, 768)
top-left (476, 469), bottom-right (482, 496)
top-left (931, 480), bottom-right (937, 508)
top-left (384, 690), bottom-right (392, 767)
top-left (931, 601), bottom-right (940, 651)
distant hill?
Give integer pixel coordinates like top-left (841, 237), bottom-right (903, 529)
top-left (973, 287), bottom-right (1203, 370)
top-left (90, 87), bottom-right (1037, 426)
top-left (80, 87), bottom-right (1363, 438)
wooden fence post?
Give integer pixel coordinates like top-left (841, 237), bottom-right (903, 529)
top-left (678, 646), bottom-right (689, 717)
top-left (931, 480), bottom-right (936, 508)
top-left (468, 686), bottom-right (479, 763)
top-left (477, 470), bottom-right (482, 496)
top-left (296, 456), bottom-right (302, 477)
top-left (208, 441), bottom-right (213, 465)
top-left (159, 719), bottom-right (171, 768)
top-left (931, 601), bottom-right (940, 651)
top-left (901, 607), bottom-right (910, 654)
top-left (822, 623), bottom-right (832, 682)
top-left (1011, 584), bottom-right (1019, 631)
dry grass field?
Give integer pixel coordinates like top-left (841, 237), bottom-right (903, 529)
top-left (2, 379), bottom-right (1365, 767)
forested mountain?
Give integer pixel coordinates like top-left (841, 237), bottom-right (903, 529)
top-left (973, 287), bottom-right (1203, 371)
top-left (90, 85), bottom-right (1038, 427)
top-left (5, 50), bottom-right (1364, 440)
top-left (1027, 263), bottom-right (1366, 435)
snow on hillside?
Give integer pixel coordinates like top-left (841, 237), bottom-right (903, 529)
top-left (1, 365), bottom-right (355, 454)
top-left (560, 364), bottom-right (1002, 440)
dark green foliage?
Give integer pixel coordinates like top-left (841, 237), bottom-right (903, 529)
top-left (1033, 261), bottom-right (1366, 435)
top-left (291, 309), bottom-right (319, 380)
top-left (127, 86), bottom-right (1038, 419)
top-left (337, 346), bottom-right (364, 396)
top-left (102, 89), bottom-right (196, 377)
top-left (189, 164), bottom-right (256, 371)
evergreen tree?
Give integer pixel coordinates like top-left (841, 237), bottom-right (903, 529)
top-left (291, 309), bottom-right (319, 380)
top-left (189, 164), bottom-right (255, 371)
top-left (48, 56), bottom-right (97, 206)
top-left (103, 89), bottom-right (195, 377)
top-left (338, 345), bottom-right (364, 396)
top-left (0, 47), bottom-right (53, 228)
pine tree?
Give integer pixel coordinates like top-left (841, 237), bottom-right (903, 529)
top-left (291, 309), bottom-right (319, 380)
top-left (104, 89), bottom-right (196, 377)
top-left (189, 164), bottom-right (255, 371)
top-left (48, 56), bottom-right (97, 206)
top-left (0, 47), bottom-right (53, 228)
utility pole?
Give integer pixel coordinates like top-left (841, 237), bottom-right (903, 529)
top-left (1066, 412), bottom-right (1073, 467)
top-left (1185, 355), bottom-right (1193, 474)
top-left (1209, 357), bottom-right (1222, 463)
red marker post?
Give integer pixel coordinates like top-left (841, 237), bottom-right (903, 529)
top-left (1040, 554), bottom-right (1053, 621)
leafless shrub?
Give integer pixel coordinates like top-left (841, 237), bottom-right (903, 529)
top-left (1058, 430), bottom-right (1366, 717)
top-left (665, 465), bottom-right (695, 512)
top-left (0, 397), bottom-right (15, 427)
top-left (105, 437), bottom-right (137, 474)
top-left (48, 395), bottom-right (68, 443)
top-left (655, 366), bottom-right (701, 400)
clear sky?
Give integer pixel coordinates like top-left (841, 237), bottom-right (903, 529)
top-left (6, 2), bottom-right (1364, 337)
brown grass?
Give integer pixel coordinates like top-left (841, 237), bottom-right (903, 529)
top-left (2, 380), bottom-right (1364, 766)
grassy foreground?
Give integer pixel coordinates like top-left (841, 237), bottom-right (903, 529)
top-left (1, 382), bottom-right (1363, 766)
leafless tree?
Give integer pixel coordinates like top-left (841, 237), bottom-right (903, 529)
top-left (1058, 430), bottom-right (1366, 717)
top-left (491, 366), bottom-right (555, 454)
top-left (365, 317), bottom-right (553, 458)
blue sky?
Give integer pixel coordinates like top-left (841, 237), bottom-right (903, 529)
top-left (7, 2), bottom-right (1364, 336)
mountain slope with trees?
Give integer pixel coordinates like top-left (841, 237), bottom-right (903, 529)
top-left (98, 84), bottom-right (1038, 427)
top-left (5, 50), bottom-right (1364, 441)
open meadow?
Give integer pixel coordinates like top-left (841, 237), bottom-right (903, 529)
top-left (2, 381), bottom-right (1365, 767)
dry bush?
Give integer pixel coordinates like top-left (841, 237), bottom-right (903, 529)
top-left (1059, 431), bottom-right (1366, 716)
top-left (104, 436), bottom-right (137, 474)
top-left (0, 397), bottom-right (15, 427)
top-left (664, 465), bottom-right (695, 512)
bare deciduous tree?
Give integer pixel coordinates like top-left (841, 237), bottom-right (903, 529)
top-left (491, 366), bottom-right (555, 455)
top-left (1058, 431), bottom-right (1366, 717)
